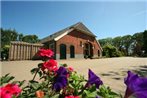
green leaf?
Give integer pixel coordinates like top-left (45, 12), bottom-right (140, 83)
top-left (30, 68), bottom-right (38, 74)
top-left (29, 80), bottom-right (40, 90)
top-left (38, 63), bottom-right (43, 68)
top-left (31, 82), bottom-right (40, 90)
top-left (0, 73), bottom-right (15, 85)
top-left (19, 80), bottom-right (26, 87)
top-left (50, 94), bottom-right (60, 98)
top-left (84, 90), bottom-right (97, 98)
top-left (60, 63), bottom-right (68, 67)
top-left (97, 85), bottom-right (119, 98)
top-left (38, 71), bottom-right (42, 77)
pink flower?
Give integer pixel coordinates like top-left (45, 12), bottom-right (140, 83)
top-left (42, 59), bottom-right (58, 72)
top-left (65, 95), bottom-right (80, 98)
top-left (38, 49), bottom-right (54, 58)
top-left (0, 84), bottom-right (21, 98)
top-left (67, 67), bottom-right (74, 72)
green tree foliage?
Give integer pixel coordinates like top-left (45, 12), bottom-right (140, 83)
top-left (98, 37), bottom-right (113, 46)
top-left (1, 28), bottom-right (40, 60)
top-left (112, 36), bottom-right (123, 51)
top-left (22, 35), bottom-right (40, 43)
top-left (99, 30), bottom-right (147, 57)
top-left (1, 28), bottom-right (18, 48)
top-left (18, 33), bottom-right (24, 41)
top-left (102, 44), bottom-right (122, 57)
top-left (1, 28), bottom-right (18, 60)
top-left (132, 32), bottom-right (143, 56)
top-left (143, 30), bottom-right (147, 56)
top-left (121, 35), bottom-right (132, 56)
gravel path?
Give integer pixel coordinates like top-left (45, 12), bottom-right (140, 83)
top-left (1, 57), bottom-right (147, 95)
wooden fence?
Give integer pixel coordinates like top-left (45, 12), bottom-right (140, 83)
top-left (9, 41), bottom-right (43, 60)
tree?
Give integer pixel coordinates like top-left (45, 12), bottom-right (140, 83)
top-left (1, 45), bottom-right (10, 60)
top-left (1, 28), bottom-right (18, 48)
top-left (102, 44), bottom-right (122, 57)
top-left (22, 35), bottom-right (40, 43)
top-left (143, 30), bottom-right (147, 56)
top-left (18, 33), bottom-right (24, 41)
top-left (121, 35), bottom-right (132, 56)
top-left (132, 32), bottom-right (143, 56)
top-left (99, 37), bottom-right (113, 46)
top-left (112, 36), bottom-right (122, 51)
top-left (1, 28), bottom-right (40, 60)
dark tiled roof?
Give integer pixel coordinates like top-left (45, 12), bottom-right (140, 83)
top-left (40, 22), bottom-right (96, 43)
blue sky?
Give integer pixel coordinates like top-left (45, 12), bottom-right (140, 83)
top-left (1, 1), bottom-right (147, 39)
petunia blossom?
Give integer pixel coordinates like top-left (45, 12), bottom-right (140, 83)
top-left (42, 59), bottom-right (58, 72)
top-left (85, 69), bottom-right (103, 89)
top-left (96, 96), bottom-right (99, 98)
top-left (53, 67), bottom-right (68, 92)
top-left (65, 95), bottom-right (80, 98)
top-left (67, 67), bottom-right (74, 72)
top-left (0, 84), bottom-right (21, 98)
top-left (38, 48), bottom-right (54, 58)
top-left (124, 71), bottom-right (147, 98)
top-left (56, 66), bottom-right (68, 76)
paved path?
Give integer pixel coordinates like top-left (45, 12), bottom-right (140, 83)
top-left (1, 57), bottom-right (147, 95)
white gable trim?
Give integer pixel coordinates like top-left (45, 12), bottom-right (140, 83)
top-left (96, 39), bottom-right (103, 51)
top-left (54, 28), bottom-right (74, 41)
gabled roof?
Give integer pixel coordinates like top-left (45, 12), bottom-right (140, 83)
top-left (40, 22), bottom-right (96, 43)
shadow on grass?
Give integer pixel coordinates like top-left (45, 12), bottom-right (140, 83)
top-left (133, 65), bottom-right (147, 77)
top-left (100, 71), bottom-right (123, 81)
top-left (101, 73), bottom-right (112, 76)
top-left (100, 65), bottom-right (147, 81)
top-left (112, 77), bottom-right (121, 80)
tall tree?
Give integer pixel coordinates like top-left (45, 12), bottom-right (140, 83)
top-left (18, 33), bottom-right (24, 41)
top-left (99, 37), bottom-right (113, 46)
top-left (112, 36), bottom-right (122, 51)
top-left (143, 30), bottom-right (147, 55)
top-left (1, 28), bottom-right (18, 47)
top-left (121, 35), bottom-right (132, 56)
top-left (1, 28), bottom-right (18, 60)
top-left (132, 32), bottom-right (143, 56)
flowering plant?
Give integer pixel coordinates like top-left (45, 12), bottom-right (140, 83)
top-left (1, 49), bottom-right (147, 98)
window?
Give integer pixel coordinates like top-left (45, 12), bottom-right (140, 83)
top-left (80, 41), bottom-right (82, 47)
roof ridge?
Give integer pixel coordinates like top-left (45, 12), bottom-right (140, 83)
top-left (40, 22), bottom-right (96, 43)
top-left (41, 22), bottom-right (81, 41)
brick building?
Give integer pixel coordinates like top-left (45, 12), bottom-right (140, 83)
top-left (40, 22), bottom-right (102, 59)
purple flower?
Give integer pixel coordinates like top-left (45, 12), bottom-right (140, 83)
top-left (124, 71), bottom-right (147, 98)
top-left (96, 96), bottom-right (100, 98)
top-left (53, 67), bottom-right (68, 92)
top-left (57, 66), bottom-right (68, 75)
top-left (86, 69), bottom-right (103, 89)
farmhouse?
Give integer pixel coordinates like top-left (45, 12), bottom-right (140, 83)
top-left (40, 22), bottom-right (102, 59)
top-left (8, 22), bottom-right (102, 60)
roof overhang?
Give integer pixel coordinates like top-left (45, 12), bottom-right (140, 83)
top-left (54, 28), bottom-right (74, 41)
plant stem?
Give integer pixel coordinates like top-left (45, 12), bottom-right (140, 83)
top-left (32, 68), bottom-right (40, 81)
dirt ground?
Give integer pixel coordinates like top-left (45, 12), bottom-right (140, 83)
top-left (1, 57), bottom-right (147, 95)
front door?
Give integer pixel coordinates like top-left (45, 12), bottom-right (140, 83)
top-left (84, 42), bottom-right (93, 58)
top-left (60, 44), bottom-right (66, 59)
top-left (70, 45), bottom-right (75, 58)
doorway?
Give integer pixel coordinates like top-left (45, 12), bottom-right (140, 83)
top-left (60, 44), bottom-right (66, 59)
top-left (70, 45), bottom-right (75, 58)
top-left (84, 42), bottom-right (93, 58)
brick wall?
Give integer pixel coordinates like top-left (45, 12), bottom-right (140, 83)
top-left (56, 30), bottom-right (102, 59)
